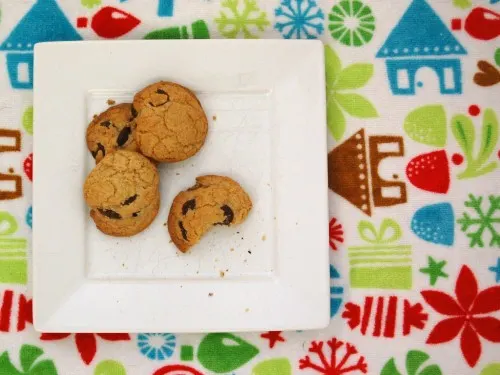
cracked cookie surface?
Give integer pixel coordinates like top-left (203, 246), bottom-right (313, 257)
top-left (86, 103), bottom-right (137, 163)
top-left (133, 81), bottom-right (208, 162)
top-left (84, 150), bottom-right (160, 236)
top-left (167, 175), bottom-right (252, 252)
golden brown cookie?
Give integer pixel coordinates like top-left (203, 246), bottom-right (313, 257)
top-left (86, 103), bottom-right (137, 163)
top-left (133, 81), bottom-right (208, 162)
top-left (167, 175), bottom-right (252, 252)
top-left (84, 150), bottom-right (160, 237)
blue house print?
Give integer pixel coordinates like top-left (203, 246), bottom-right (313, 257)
top-left (0, 0), bottom-right (82, 89)
top-left (376, 0), bottom-right (467, 95)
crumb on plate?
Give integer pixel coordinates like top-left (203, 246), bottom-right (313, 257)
top-left (219, 270), bottom-right (225, 278)
top-left (107, 99), bottom-right (116, 105)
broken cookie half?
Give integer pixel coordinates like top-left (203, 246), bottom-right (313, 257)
top-left (167, 175), bottom-right (252, 252)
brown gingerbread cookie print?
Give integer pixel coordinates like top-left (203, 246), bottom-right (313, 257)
top-left (167, 175), bottom-right (252, 252)
top-left (84, 150), bottom-right (160, 236)
top-left (133, 81), bottom-right (208, 162)
top-left (86, 103), bottom-right (137, 163)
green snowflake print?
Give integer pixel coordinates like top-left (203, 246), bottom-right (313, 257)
top-left (451, 108), bottom-right (498, 179)
top-left (328, 0), bottom-right (375, 47)
top-left (325, 45), bottom-right (378, 141)
top-left (215, 0), bottom-right (270, 39)
top-left (81, 0), bottom-right (101, 9)
top-left (457, 194), bottom-right (500, 248)
top-left (495, 48), bottom-right (500, 67)
top-left (0, 345), bottom-right (57, 375)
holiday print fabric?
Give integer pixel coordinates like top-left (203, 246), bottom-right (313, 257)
top-left (0, 0), bottom-right (499, 374)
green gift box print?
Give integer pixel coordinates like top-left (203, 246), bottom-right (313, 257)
top-left (348, 218), bottom-right (412, 290)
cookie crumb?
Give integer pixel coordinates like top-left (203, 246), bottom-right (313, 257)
top-left (261, 234), bottom-right (266, 241)
top-left (230, 248), bottom-right (234, 252)
top-left (107, 99), bottom-right (116, 105)
top-left (219, 270), bottom-right (225, 278)
top-left (212, 115), bottom-right (217, 121)
top-left (245, 308), bottom-right (250, 312)
top-left (208, 292), bottom-right (214, 297)
top-left (8, 168), bottom-right (14, 173)
top-left (176, 172), bottom-right (180, 176)
top-left (248, 250), bottom-right (252, 254)
top-left (93, 114), bottom-right (98, 119)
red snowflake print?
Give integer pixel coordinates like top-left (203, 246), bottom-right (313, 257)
top-left (40, 332), bottom-right (130, 365)
top-left (421, 265), bottom-right (500, 368)
top-left (329, 217), bottom-right (344, 251)
top-left (260, 331), bottom-right (285, 348)
top-left (299, 337), bottom-right (368, 374)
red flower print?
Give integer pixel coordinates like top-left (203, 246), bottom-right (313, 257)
top-left (40, 332), bottom-right (130, 365)
top-left (329, 217), bottom-right (344, 251)
top-left (421, 265), bottom-right (500, 368)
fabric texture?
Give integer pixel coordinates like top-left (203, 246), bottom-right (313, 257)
top-left (0, 0), bottom-right (499, 374)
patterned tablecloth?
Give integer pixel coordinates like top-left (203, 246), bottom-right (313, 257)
top-left (0, 0), bottom-right (499, 374)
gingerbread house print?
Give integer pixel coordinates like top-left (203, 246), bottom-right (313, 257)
top-left (0, 0), bottom-right (82, 89)
top-left (376, 0), bottom-right (467, 95)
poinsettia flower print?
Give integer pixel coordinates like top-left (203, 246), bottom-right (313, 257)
top-left (421, 265), bottom-right (500, 367)
top-left (40, 333), bottom-right (130, 365)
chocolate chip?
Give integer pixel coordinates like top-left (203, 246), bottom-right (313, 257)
top-left (98, 208), bottom-right (122, 219)
top-left (131, 105), bottom-right (138, 118)
top-left (116, 126), bottom-right (131, 147)
top-left (179, 221), bottom-right (188, 241)
top-left (91, 143), bottom-right (106, 159)
top-left (215, 205), bottom-right (234, 226)
top-left (100, 120), bottom-right (111, 128)
top-left (182, 199), bottom-right (196, 215)
top-left (156, 89), bottom-right (168, 95)
top-left (122, 194), bottom-right (137, 206)
top-left (132, 211), bottom-right (140, 217)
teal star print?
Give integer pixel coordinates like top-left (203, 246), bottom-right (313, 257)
top-left (489, 258), bottom-right (500, 282)
top-left (420, 256), bottom-right (448, 286)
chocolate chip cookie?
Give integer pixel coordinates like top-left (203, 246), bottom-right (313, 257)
top-left (86, 103), bottom-right (137, 163)
top-left (84, 150), bottom-right (160, 236)
top-left (133, 81), bottom-right (208, 162)
top-left (167, 175), bottom-right (252, 252)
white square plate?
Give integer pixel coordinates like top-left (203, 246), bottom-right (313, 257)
top-left (33, 40), bottom-right (329, 332)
